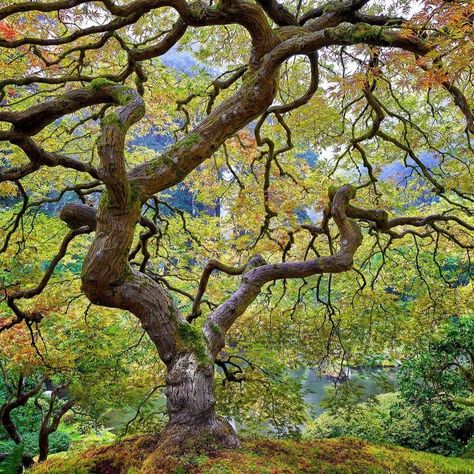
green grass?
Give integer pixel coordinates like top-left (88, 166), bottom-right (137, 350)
top-left (28, 436), bottom-right (474, 474)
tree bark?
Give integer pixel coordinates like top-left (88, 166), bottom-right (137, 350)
top-left (1, 409), bottom-right (22, 444)
top-left (161, 353), bottom-right (239, 450)
top-left (38, 430), bottom-right (49, 463)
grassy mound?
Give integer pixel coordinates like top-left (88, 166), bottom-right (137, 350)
top-left (28, 436), bottom-right (474, 474)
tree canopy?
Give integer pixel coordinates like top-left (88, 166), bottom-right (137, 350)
top-left (0, 0), bottom-right (473, 463)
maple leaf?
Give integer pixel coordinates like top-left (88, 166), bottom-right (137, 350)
top-left (0, 22), bottom-right (16, 40)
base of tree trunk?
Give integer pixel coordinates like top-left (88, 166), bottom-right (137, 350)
top-left (160, 416), bottom-right (239, 451)
top-left (140, 417), bottom-right (239, 473)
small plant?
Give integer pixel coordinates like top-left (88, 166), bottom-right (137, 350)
top-left (0, 444), bottom-right (24, 474)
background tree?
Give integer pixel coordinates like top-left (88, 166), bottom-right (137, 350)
top-left (0, 0), bottom-right (473, 456)
top-left (399, 316), bottom-right (474, 408)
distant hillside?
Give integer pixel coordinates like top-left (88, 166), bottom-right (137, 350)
top-left (29, 436), bottom-right (474, 474)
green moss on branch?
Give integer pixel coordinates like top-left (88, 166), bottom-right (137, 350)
top-left (89, 78), bottom-right (117, 91)
top-left (177, 322), bottom-right (211, 366)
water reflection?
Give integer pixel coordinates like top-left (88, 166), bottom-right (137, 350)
top-left (299, 367), bottom-right (398, 416)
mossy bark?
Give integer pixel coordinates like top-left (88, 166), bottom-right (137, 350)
top-left (162, 353), bottom-right (239, 452)
top-left (72, 84), bottom-right (238, 452)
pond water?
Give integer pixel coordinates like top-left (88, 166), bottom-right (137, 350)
top-left (298, 367), bottom-right (398, 416)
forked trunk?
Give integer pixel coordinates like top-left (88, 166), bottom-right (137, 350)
top-left (160, 352), bottom-right (239, 451)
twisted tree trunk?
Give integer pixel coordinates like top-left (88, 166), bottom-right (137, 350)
top-left (65, 83), bottom-right (242, 451)
top-left (162, 353), bottom-right (239, 449)
top-left (59, 75), bottom-right (366, 453)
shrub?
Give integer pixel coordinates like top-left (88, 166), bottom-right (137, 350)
top-left (0, 430), bottom-right (71, 458)
top-left (303, 392), bottom-right (474, 456)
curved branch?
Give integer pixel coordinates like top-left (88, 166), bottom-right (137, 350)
top-left (130, 19), bottom-right (187, 61)
top-left (268, 51), bottom-right (319, 114)
top-left (0, 0), bottom-right (94, 20)
top-left (1, 225), bottom-right (91, 332)
top-left (0, 180), bottom-right (28, 254)
top-left (190, 260), bottom-right (249, 322)
top-left (255, 0), bottom-right (297, 26)
top-left (10, 138), bottom-right (99, 178)
top-left (0, 85), bottom-right (125, 136)
top-left (6, 226), bottom-right (91, 303)
top-left (203, 184), bottom-right (363, 355)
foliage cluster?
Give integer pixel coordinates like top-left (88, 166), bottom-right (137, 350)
top-left (304, 392), bottom-right (474, 457)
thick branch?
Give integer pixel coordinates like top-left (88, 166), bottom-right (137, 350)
top-left (0, 85), bottom-right (127, 137)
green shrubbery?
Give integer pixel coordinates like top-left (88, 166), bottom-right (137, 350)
top-left (304, 392), bottom-right (474, 457)
top-left (0, 431), bottom-right (71, 458)
top-left (398, 316), bottom-right (474, 409)
top-left (304, 316), bottom-right (474, 457)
